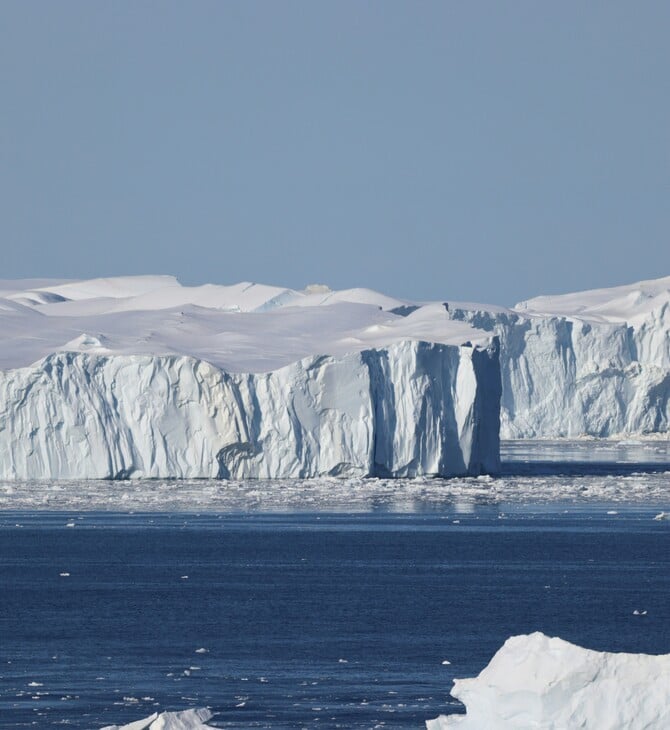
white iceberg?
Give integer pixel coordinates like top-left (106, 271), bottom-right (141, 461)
top-left (426, 632), bottom-right (670, 729)
top-left (0, 277), bottom-right (500, 479)
top-left (101, 708), bottom-right (215, 730)
top-left (446, 275), bottom-right (670, 437)
top-left (2, 273), bottom-right (668, 480)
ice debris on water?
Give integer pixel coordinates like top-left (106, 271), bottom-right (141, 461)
top-left (1, 439), bottom-right (669, 513)
top-left (101, 707), bottom-right (215, 729)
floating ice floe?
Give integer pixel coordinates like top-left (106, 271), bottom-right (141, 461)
top-left (426, 632), bottom-right (670, 729)
top-left (101, 707), bottom-right (215, 730)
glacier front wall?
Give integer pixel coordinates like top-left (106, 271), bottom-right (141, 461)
top-left (0, 339), bottom-right (501, 480)
top-left (448, 305), bottom-right (670, 438)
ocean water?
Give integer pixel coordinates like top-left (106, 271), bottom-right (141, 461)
top-left (0, 441), bottom-right (669, 729)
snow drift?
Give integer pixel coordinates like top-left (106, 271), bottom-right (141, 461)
top-left (427, 632), bottom-right (670, 729)
top-left (0, 277), bottom-right (501, 479)
top-left (447, 275), bottom-right (670, 437)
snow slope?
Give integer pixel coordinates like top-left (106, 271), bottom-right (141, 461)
top-left (0, 277), bottom-right (500, 479)
top-left (447, 276), bottom-right (670, 437)
top-left (426, 632), bottom-right (670, 729)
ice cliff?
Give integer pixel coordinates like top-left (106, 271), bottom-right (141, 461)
top-left (426, 632), bottom-right (670, 729)
top-left (0, 277), bottom-right (500, 479)
top-left (2, 274), bottom-right (666, 479)
top-left (446, 275), bottom-right (670, 437)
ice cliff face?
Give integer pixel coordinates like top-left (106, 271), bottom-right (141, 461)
top-left (426, 632), bottom-right (670, 729)
top-left (3, 273), bottom-right (665, 479)
top-left (0, 342), bottom-right (500, 480)
top-left (0, 277), bottom-right (500, 480)
top-left (447, 276), bottom-right (670, 437)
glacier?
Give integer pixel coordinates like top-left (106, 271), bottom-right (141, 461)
top-left (426, 632), bottom-right (670, 729)
top-left (0, 277), bottom-right (500, 479)
top-left (446, 275), bottom-right (670, 438)
top-left (1, 273), bottom-right (668, 480)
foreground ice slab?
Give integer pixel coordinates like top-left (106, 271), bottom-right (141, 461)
top-left (427, 632), bottom-right (670, 730)
top-left (0, 277), bottom-right (500, 479)
top-left (101, 708), bottom-right (215, 730)
top-left (447, 275), bottom-right (670, 437)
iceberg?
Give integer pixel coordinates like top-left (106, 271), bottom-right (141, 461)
top-left (2, 273), bottom-right (666, 479)
top-left (0, 277), bottom-right (501, 479)
top-left (101, 707), bottom-right (216, 730)
top-left (446, 275), bottom-right (670, 437)
top-left (427, 632), bottom-right (670, 729)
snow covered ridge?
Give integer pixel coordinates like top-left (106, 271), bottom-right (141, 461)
top-left (426, 632), bottom-right (670, 730)
top-left (447, 275), bottom-right (670, 437)
top-left (0, 277), bottom-right (501, 479)
top-left (101, 707), bottom-right (216, 729)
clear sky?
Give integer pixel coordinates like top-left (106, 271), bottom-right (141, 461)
top-left (1, 1), bottom-right (668, 305)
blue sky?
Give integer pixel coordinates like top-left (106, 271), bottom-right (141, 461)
top-left (1, 1), bottom-right (668, 304)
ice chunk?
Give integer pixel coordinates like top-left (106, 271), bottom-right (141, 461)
top-left (101, 708), bottom-right (215, 730)
top-left (426, 632), bottom-right (670, 729)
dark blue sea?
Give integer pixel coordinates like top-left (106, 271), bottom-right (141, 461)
top-left (1, 442), bottom-right (670, 728)
top-left (2, 508), bottom-right (670, 728)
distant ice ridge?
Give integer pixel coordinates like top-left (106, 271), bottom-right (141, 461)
top-left (0, 277), bottom-right (500, 479)
top-left (447, 275), bottom-right (670, 437)
top-left (426, 632), bottom-right (670, 730)
top-left (101, 708), bottom-right (215, 729)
